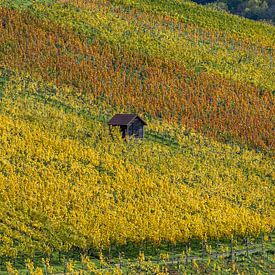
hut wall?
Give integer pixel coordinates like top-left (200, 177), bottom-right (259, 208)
top-left (128, 118), bottom-right (144, 138)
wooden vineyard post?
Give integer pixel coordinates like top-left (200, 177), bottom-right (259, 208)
top-left (185, 244), bottom-right (188, 267)
top-left (261, 233), bottom-right (265, 260)
top-left (170, 252), bottom-right (173, 266)
top-left (64, 257), bottom-right (67, 275)
top-left (177, 254), bottom-right (180, 272)
top-left (58, 251), bottom-right (61, 264)
top-left (108, 245), bottom-right (111, 261)
top-left (138, 251), bottom-right (141, 274)
top-left (230, 238), bottom-right (234, 263)
top-left (245, 237), bottom-right (249, 258)
top-left (118, 252), bottom-right (122, 269)
top-left (267, 234), bottom-right (272, 261)
top-left (81, 259), bottom-right (84, 272)
top-left (157, 253), bottom-right (160, 266)
top-left (202, 240), bottom-right (206, 260)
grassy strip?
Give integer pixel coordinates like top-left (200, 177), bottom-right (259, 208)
top-left (0, 235), bottom-right (273, 274)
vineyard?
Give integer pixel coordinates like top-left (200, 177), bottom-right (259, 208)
top-left (0, 0), bottom-right (274, 274)
top-left (0, 2), bottom-right (274, 150)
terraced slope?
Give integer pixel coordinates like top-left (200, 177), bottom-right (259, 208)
top-left (0, 0), bottom-right (274, 268)
top-left (0, 70), bottom-right (273, 258)
top-left (0, 1), bottom-right (274, 150)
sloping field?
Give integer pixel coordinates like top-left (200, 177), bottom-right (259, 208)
top-left (0, 0), bottom-right (274, 272)
top-left (0, 70), bottom-right (273, 257)
top-left (0, 1), bottom-right (274, 150)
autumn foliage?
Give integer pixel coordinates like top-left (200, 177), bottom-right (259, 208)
top-left (0, 0), bottom-right (274, 262)
top-left (0, 6), bottom-right (274, 150)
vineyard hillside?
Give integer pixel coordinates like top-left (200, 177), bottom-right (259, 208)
top-left (0, 0), bottom-right (274, 274)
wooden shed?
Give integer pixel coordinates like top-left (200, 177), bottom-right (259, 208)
top-left (108, 114), bottom-right (147, 139)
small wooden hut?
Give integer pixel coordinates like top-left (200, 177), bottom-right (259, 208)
top-left (108, 114), bottom-right (147, 139)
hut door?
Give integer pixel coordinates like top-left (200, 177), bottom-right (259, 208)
top-left (138, 127), bottom-right (143, 138)
top-left (120, 126), bottom-right (127, 138)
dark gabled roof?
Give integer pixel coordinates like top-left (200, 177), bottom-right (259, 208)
top-left (108, 114), bottom-right (147, 126)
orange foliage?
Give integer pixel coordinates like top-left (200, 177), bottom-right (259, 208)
top-left (0, 7), bottom-right (273, 150)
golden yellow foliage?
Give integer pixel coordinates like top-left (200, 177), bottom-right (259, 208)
top-left (0, 73), bottom-right (273, 258)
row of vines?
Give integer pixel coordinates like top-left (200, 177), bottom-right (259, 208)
top-left (0, 0), bottom-right (274, 269)
top-left (0, 72), bottom-right (273, 259)
top-left (0, 7), bottom-right (274, 150)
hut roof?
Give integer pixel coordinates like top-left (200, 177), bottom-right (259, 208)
top-left (108, 114), bottom-right (147, 126)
